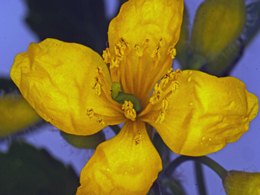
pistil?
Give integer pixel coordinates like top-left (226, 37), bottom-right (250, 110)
top-left (111, 82), bottom-right (142, 119)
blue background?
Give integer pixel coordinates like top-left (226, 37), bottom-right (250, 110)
top-left (0, 0), bottom-right (259, 194)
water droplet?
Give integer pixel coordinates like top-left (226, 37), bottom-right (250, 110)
top-left (187, 77), bottom-right (192, 82)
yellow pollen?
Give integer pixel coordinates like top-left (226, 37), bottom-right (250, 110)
top-left (102, 48), bottom-right (111, 64)
top-left (122, 100), bottom-right (136, 121)
top-left (149, 83), bottom-right (162, 105)
top-left (111, 57), bottom-right (120, 68)
top-left (86, 108), bottom-right (95, 118)
top-left (168, 47), bottom-right (176, 59)
top-left (92, 67), bottom-right (105, 96)
top-left (134, 44), bottom-right (143, 57)
top-left (134, 39), bottom-right (149, 57)
top-left (134, 130), bottom-right (142, 145)
top-left (86, 108), bottom-right (105, 126)
top-left (151, 39), bottom-right (163, 59)
top-left (115, 38), bottom-right (128, 57)
top-left (93, 77), bottom-right (102, 96)
top-left (150, 69), bottom-right (181, 105)
top-left (155, 111), bottom-right (166, 124)
top-left (156, 98), bottom-right (169, 123)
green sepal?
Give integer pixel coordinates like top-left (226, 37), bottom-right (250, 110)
top-left (0, 141), bottom-right (79, 195)
top-left (60, 130), bottom-right (106, 149)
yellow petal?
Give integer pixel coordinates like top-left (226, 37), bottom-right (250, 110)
top-left (191, 0), bottom-right (246, 61)
top-left (77, 121), bottom-right (162, 195)
top-left (223, 171), bottom-right (260, 195)
top-left (142, 70), bottom-right (258, 156)
top-left (11, 38), bottom-right (124, 136)
top-left (105, 0), bottom-right (183, 104)
top-left (0, 94), bottom-right (40, 137)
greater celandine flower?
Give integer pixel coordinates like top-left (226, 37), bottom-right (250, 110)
top-left (10, 0), bottom-right (258, 194)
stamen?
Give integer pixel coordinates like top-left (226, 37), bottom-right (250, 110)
top-left (148, 69), bottom-right (182, 123)
top-left (111, 57), bottom-right (120, 68)
top-left (155, 98), bottom-right (169, 123)
top-left (134, 39), bottom-right (149, 57)
top-left (92, 66), bottom-right (106, 96)
top-left (134, 130), bottom-right (142, 145)
top-left (168, 47), bottom-right (177, 59)
top-left (93, 77), bottom-right (102, 96)
top-left (151, 38), bottom-right (163, 59)
top-left (86, 108), bottom-right (105, 125)
top-left (150, 69), bottom-right (181, 105)
top-left (102, 48), bottom-right (111, 64)
top-left (115, 38), bottom-right (128, 57)
top-left (122, 101), bottom-right (136, 121)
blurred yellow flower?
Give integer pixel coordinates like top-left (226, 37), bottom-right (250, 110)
top-left (10, 0), bottom-right (258, 194)
top-left (0, 94), bottom-right (40, 137)
top-left (223, 171), bottom-right (260, 195)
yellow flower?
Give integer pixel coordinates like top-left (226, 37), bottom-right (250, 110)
top-left (10, 0), bottom-right (258, 194)
top-left (223, 171), bottom-right (260, 195)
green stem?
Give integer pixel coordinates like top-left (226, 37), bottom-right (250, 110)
top-left (165, 156), bottom-right (227, 180)
top-left (194, 162), bottom-right (207, 195)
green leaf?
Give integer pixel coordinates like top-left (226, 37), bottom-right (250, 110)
top-left (60, 130), bottom-right (106, 149)
top-left (24, 0), bottom-right (109, 54)
top-left (0, 141), bottom-right (79, 195)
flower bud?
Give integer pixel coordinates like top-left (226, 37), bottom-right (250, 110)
top-left (0, 94), bottom-right (40, 137)
top-left (223, 171), bottom-right (260, 195)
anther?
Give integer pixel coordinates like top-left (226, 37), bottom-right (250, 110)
top-left (102, 48), bottom-right (111, 64)
top-left (122, 101), bottom-right (136, 121)
top-left (86, 108), bottom-right (105, 125)
top-left (168, 47), bottom-right (176, 59)
top-left (93, 79), bottom-right (102, 96)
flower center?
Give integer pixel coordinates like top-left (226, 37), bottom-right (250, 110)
top-left (111, 82), bottom-right (142, 121)
top-left (122, 101), bottom-right (136, 121)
